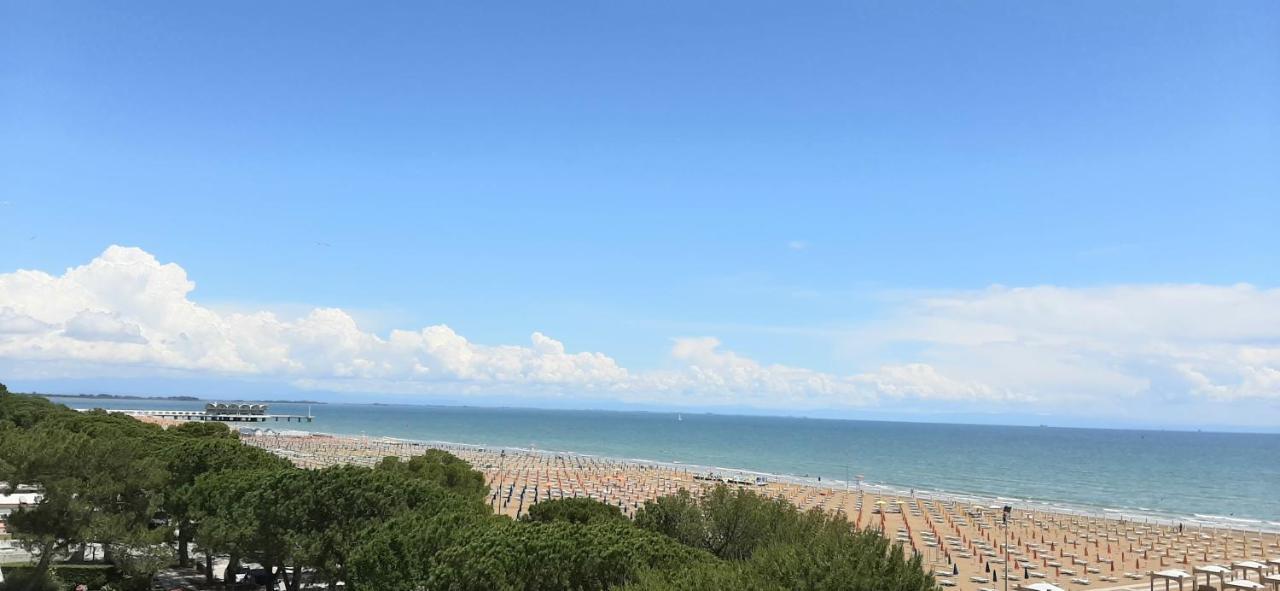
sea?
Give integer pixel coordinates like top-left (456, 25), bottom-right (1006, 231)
top-left (49, 396), bottom-right (1280, 532)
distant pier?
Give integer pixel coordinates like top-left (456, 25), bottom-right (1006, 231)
top-left (79, 402), bottom-right (314, 423)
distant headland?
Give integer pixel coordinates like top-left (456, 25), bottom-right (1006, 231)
top-left (19, 392), bottom-right (326, 404)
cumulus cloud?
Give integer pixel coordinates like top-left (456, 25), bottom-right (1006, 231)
top-left (864, 285), bottom-right (1280, 403)
top-left (0, 246), bottom-right (994, 408)
top-left (2, 247), bottom-right (1275, 413)
top-left (0, 308), bottom-right (52, 334)
top-left (64, 311), bottom-right (148, 344)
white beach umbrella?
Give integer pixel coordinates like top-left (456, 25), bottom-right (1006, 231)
top-left (1150, 569), bottom-right (1194, 591)
top-left (1197, 565), bottom-right (1235, 588)
top-left (1017, 583), bottom-right (1066, 591)
top-left (1225, 580), bottom-right (1265, 590)
top-left (1197, 566), bottom-right (1234, 574)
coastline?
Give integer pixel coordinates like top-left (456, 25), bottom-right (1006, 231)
top-left (69, 398), bottom-right (1280, 525)
top-left (239, 424), bottom-right (1280, 535)
top-left (237, 427), bottom-right (1280, 591)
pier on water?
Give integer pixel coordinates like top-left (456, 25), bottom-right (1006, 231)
top-left (80, 402), bottom-right (314, 423)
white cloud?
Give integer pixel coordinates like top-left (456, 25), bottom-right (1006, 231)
top-left (0, 308), bottom-right (52, 334)
top-left (2, 247), bottom-right (1277, 415)
top-left (787, 240), bottom-right (809, 251)
top-left (0, 246), bottom-right (993, 409)
top-left (64, 310), bottom-right (147, 344)
top-left (864, 285), bottom-right (1280, 403)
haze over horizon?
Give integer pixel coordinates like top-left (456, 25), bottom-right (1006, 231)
top-left (2, 2), bottom-right (1278, 429)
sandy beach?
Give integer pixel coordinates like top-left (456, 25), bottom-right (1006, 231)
top-left (236, 430), bottom-right (1280, 591)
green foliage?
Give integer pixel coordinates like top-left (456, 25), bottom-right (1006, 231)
top-left (187, 467), bottom-right (294, 573)
top-left (627, 485), bottom-right (938, 591)
top-left (162, 436), bottom-right (291, 513)
top-left (374, 450), bottom-right (489, 501)
top-left (288, 465), bottom-right (478, 586)
top-left (0, 567), bottom-right (63, 591)
top-left (352, 517), bottom-right (713, 591)
top-left (347, 503), bottom-right (499, 590)
top-left (635, 484), bottom-right (826, 560)
top-left (0, 391), bottom-right (64, 430)
top-left (520, 497), bottom-right (626, 525)
top-left (0, 400), bottom-right (170, 581)
top-left (627, 528), bottom-right (936, 591)
top-left (168, 420), bottom-right (238, 439)
top-left (623, 561), bottom-right (768, 591)
top-left (187, 462), bottom-right (490, 589)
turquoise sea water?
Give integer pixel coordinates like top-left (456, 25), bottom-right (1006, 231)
top-left (51, 397), bottom-right (1280, 530)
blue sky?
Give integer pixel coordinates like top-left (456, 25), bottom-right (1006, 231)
top-left (1, 1), bottom-right (1278, 429)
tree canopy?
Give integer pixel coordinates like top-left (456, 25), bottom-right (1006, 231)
top-left (374, 449), bottom-right (489, 501)
top-left (519, 496), bottom-right (627, 525)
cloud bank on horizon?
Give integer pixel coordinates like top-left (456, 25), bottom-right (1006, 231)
top-left (0, 246), bottom-right (1277, 417)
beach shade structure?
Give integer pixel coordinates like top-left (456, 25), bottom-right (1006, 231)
top-left (1263, 575), bottom-right (1280, 591)
top-left (1151, 569), bottom-right (1194, 591)
top-left (1235, 561), bottom-right (1270, 581)
top-left (1016, 583), bottom-right (1066, 591)
top-left (1225, 580), bottom-right (1266, 591)
top-left (1197, 564), bottom-right (1234, 589)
